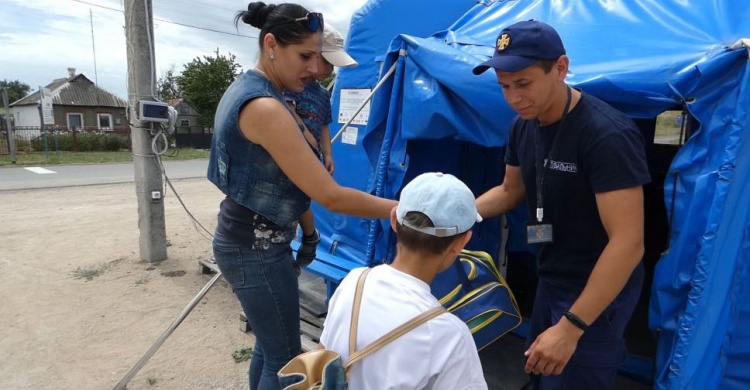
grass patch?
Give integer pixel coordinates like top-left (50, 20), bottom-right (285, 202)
top-left (232, 347), bottom-right (253, 363)
top-left (0, 148), bottom-right (210, 166)
top-left (71, 262), bottom-right (112, 281)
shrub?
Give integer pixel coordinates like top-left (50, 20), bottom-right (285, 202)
top-left (101, 134), bottom-right (128, 151)
top-left (14, 131), bottom-right (130, 153)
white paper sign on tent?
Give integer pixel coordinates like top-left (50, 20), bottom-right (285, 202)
top-left (341, 126), bottom-right (358, 145)
top-left (338, 89), bottom-right (371, 126)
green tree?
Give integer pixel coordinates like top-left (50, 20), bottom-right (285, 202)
top-left (177, 49), bottom-right (242, 127)
top-left (320, 72), bottom-right (336, 89)
top-left (157, 67), bottom-right (181, 101)
top-left (1, 79), bottom-right (31, 104)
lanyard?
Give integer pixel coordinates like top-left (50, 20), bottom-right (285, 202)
top-left (534, 86), bottom-right (572, 222)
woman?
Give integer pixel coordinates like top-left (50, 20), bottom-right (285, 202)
top-left (207, 2), bottom-right (396, 389)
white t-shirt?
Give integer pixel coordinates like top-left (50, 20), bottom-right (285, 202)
top-left (320, 265), bottom-right (488, 390)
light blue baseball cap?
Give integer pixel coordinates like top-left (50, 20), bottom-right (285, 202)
top-left (396, 172), bottom-right (483, 237)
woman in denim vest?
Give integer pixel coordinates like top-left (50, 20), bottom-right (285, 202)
top-left (207, 2), bottom-right (397, 389)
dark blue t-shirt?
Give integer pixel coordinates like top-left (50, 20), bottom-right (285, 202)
top-left (505, 91), bottom-right (650, 290)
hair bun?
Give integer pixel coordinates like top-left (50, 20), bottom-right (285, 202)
top-left (242, 2), bottom-right (277, 29)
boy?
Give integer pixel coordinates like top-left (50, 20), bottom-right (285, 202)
top-left (320, 172), bottom-right (488, 389)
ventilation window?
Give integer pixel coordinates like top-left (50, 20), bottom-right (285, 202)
top-left (655, 110), bottom-right (687, 145)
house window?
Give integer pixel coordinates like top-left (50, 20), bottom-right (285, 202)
top-left (180, 119), bottom-right (189, 127)
top-left (67, 113), bottom-right (84, 130)
top-left (98, 113), bottom-right (113, 130)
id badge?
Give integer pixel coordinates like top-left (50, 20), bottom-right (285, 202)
top-left (526, 221), bottom-right (554, 244)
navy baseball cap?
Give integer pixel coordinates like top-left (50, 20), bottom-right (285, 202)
top-left (473, 20), bottom-right (566, 75)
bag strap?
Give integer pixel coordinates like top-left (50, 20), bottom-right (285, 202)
top-left (454, 256), bottom-right (473, 292)
top-left (344, 305), bottom-right (446, 370)
top-left (348, 268), bottom-right (371, 357)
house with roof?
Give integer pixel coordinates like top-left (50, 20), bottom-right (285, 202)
top-left (10, 68), bottom-right (128, 133)
top-left (166, 98), bottom-right (214, 149)
top-left (166, 98), bottom-right (202, 134)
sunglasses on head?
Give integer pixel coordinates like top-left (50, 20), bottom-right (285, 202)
top-left (268, 12), bottom-right (324, 32)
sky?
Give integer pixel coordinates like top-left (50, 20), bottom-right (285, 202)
top-left (0, 0), bottom-right (370, 101)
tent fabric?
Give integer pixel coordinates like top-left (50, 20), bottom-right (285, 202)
top-left (651, 52), bottom-right (750, 390)
top-left (312, 0), bottom-right (479, 266)
top-left (313, 0), bottom-right (750, 388)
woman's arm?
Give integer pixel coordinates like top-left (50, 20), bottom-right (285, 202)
top-left (240, 97), bottom-right (396, 219)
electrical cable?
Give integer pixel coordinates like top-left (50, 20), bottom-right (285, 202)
top-left (149, 121), bottom-right (214, 241)
top-left (160, 156), bottom-right (215, 241)
top-left (143, 0), bottom-right (158, 100)
top-left (70, 0), bottom-right (258, 39)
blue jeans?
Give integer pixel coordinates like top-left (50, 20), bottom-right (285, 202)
top-left (213, 231), bottom-right (301, 390)
top-left (527, 264), bottom-right (644, 390)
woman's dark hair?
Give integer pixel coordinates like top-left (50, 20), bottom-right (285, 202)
top-left (236, 2), bottom-right (314, 49)
top-left (395, 212), bottom-right (463, 256)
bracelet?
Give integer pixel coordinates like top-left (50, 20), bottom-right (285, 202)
top-left (302, 229), bottom-right (319, 242)
top-left (563, 310), bottom-right (589, 332)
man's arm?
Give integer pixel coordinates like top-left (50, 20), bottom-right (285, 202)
top-left (568, 186), bottom-right (645, 325)
top-left (524, 186), bottom-right (645, 376)
top-left (475, 165), bottom-right (526, 219)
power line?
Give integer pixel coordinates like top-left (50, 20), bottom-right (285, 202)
top-left (70, 0), bottom-right (258, 39)
top-left (153, 17), bottom-right (256, 39)
top-left (71, 0), bottom-right (122, 12)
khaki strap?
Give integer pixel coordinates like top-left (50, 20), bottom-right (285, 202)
top-left (344, 305), bottom-right (447, 370)
top-left (348, 268), bottom-right (371, 357)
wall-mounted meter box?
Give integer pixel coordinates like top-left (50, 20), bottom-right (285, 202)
top-left (138, 101), bottom-right (170, 123)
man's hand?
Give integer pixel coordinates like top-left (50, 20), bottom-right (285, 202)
top-left (524, 319), bottom-right (583, 376)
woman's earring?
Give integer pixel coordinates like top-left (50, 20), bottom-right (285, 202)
top-left (270, 52), bottom-right (275, 60)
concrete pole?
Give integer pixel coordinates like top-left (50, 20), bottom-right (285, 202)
top-left (124, 0), bottom-right (167, 262)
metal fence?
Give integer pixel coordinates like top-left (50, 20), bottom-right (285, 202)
top-left (0, 126), bottom-right (132, 155)
top-left (175, 126), bottom-right (213, 149)
top-left (1, 124), bottom-right (214, 155)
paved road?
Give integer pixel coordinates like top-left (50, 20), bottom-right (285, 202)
top-left (0, 159), bottom-right (208, 191)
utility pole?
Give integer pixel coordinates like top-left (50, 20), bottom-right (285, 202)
top-left (2, 89), bottom-right (16, 164)
top-left (124, 0), bottom-right (167, 262)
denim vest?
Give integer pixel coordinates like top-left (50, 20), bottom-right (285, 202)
top-left (207, 71), bottom-right (311, 227)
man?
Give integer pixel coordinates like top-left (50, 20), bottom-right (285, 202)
top-left (320, 172), bottom-right (488, 389)
top-left (473, 20), bottom-right (650, 389)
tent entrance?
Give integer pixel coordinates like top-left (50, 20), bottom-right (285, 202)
top-left (386, 109), bottom-right (696, 384)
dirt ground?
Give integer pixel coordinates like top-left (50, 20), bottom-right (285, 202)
top-left (0, 178), bottom-right (256, 389)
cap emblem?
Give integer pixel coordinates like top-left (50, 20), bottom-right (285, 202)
top-left (496, 33), bottom-right (511, 51)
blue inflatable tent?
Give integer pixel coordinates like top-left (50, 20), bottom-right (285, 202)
top-left (304, 1), bottom-right (750, 388)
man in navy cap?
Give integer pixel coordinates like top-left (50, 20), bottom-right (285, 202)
top-left (473, 20), bottom-right (650, 389)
